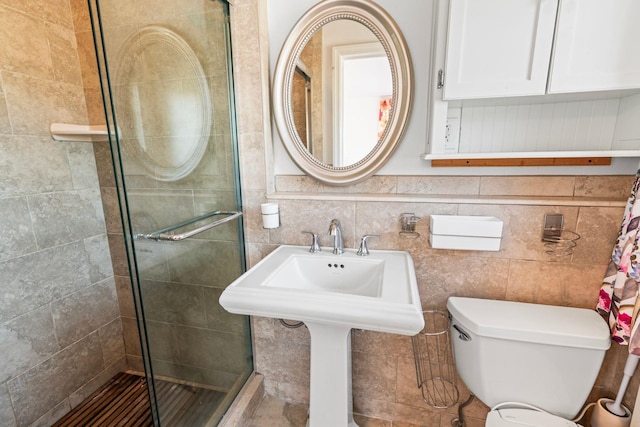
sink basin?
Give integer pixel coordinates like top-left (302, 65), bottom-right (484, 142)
top-left (263, 253), bottom-right (384, 297)
top-left (220, 245), bottom-right (424, 334)
top-left (219, 245), bottom-right (424, 427)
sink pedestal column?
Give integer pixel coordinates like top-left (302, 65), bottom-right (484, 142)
top-left (305, 322), bottom-right (358, 427)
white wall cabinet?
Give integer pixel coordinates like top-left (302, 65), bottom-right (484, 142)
top-left (426, 0), bottom-right (640, 160)
top-left (548, 0), bottom-right (640, 94)
top-left (443, 0), bottom-right (640, 100)
top-left (443, 0), bottom-right (558, 100)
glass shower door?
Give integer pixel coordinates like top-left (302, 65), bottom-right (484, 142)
top-left (89, 0), bottom-right (252, 425)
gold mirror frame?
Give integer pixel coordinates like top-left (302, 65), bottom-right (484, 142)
top-left (272, 0), bottom-right (413, 186)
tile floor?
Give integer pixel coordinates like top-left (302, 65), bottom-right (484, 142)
top-left (243, 395), bottom-right (486, 427)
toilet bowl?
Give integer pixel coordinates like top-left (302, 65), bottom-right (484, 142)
top-left (447, 297), bottom-right (611, 427)
top-left (487, 407), bottom-right (579, 427)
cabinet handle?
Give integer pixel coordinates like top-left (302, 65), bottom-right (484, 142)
top-left (437, 69), bottom-right (445, 89)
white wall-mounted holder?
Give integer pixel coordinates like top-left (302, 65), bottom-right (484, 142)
top-left (261, 203), bottom-right (280, 229)
top-left (429, 215), bottom-right (503, 251)
top-left (50, 123), bottom-right (110, 143)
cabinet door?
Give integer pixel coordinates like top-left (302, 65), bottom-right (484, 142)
top-left (548, 0), bottom-right (640, 94)
top-left (443, 0), bottom-right (558, 100)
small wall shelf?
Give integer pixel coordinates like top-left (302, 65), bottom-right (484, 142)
top-left (50, 123), bottom-right (110, 143)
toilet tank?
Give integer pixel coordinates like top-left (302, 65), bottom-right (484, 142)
top-left (447, 297), bottom-right (610, 420)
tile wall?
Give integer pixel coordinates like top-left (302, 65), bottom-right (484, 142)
top-left (0, 1), bottom-right (125, 426)
top-left (229, 1), bottom-right (640, 425)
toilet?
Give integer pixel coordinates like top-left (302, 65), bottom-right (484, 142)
top-left (447, 297), bottom-right (611, 427)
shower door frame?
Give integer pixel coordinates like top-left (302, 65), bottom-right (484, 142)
top-left (87, 0), bottom-right (251, 424)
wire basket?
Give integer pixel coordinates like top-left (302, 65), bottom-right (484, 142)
top-left (411, 311), bottom-right (459, 408)
top-left (543, 229), bottom-right (581, 258)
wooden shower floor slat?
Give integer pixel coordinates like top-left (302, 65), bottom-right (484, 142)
top-left (53, 372), bottom-right (226, 427)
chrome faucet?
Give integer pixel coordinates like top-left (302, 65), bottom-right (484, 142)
top-left (328, 219), bottom-right (344, 254)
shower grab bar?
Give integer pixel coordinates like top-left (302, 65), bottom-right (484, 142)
top-left (134, 210), bottom-right (242, 242)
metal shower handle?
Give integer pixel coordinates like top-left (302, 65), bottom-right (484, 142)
top-left (135, 210), bottom-right (242, 242)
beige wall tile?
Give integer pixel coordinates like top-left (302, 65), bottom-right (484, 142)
top-left (255, 336), bottom-right (311, 403)
top-left (573, 206), bottom-right (625, 264)
top-left (0, 6), bottom-right (54, 80)
top-left (68, 142), bottom-right (100, 190)
top-left (28, 189), bottom-right (106, 249)
top-left (75, 31), bottom-right (101, 90)
top-left (69, 0), bottom-right (91, 33)
top-left (0, 306), bottom-right (58, 384)
top-left (330, 176), bottom-right (398, 194)
top-left (246, 242), bottom-right (278, 268)
top-left (68, 358), bottom-right (126, 408)
top-left (506, 260), bottom-right (605, 308)
top-left (114, 275), bottom-right (135, 319)
top-left (107, 233), bottom-right (130, 277)
top-left (0, 135), bottom-right (74, 197)
top-left (239, 132), bottom-right (268, 191)
top-left (83, 234), bottom-right (114, 283)
top-left (93, 0), bottom-right (141, 28)
top-left (243, 191), bottom-right (271, 245)
top-left (355, 201), bottom-right (457, 251)
top-left (352, 352), bottom-right (397, 402)
top-left (275, 175), bottom-right (324, 193)
top-left (46, 22), bottom-right (83, 86)
top-left (397, 176), bottom-right (480, 195)
top-left (0, 75), bottom-right (11, 134)
top-left (268, 199), bottom-right (357, 247)
top-left (7, 333), bottom-right (103, 427)
top-left (412, 253), bottom-right (510, 309)
top-left (99, 187), bottom-right (122, 234)
top-left (121, 317), bottom-right (142, 357)
top-left (230, 0), bottom-right (261, 63)
top-left (3, 72), bottom-right (87, 136)
top-left (479, 176), bottom-right (576, 196)
top-left (457, 204), bottom-right (580, 262)
top-left (234, 63), bottom-right (267, 135)
top-left (84, 87), bottom-right (106, 125)
top-left (0, 1), bottom-right (119, 422)
top-left (0, 197), bottom-right (37, 262)
top-left (575, 175), bottom-right (636, 199)
top-left (0, 0), bottom-right (73, 28)
top-left (0, 242), bottom-right (92, 323)
top-left (51, 278), bottom-right (119, 348)
top-left (93, 142), bottom-right (116, 187)
top-left (352, 330), bottom-right (413, 359)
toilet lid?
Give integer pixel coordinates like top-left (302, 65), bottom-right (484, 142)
top-left (486, 408), bottom-right (578, 427)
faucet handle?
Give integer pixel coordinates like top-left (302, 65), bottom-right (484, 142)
top-left (357, 235), bottom-right (379, 256)
top-left (301, 231), bottom-right (321, 253)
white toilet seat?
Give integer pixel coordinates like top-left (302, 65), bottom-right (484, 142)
top-left (486, 407), bottom-right (579, 427)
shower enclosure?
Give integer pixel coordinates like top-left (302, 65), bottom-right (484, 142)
top-left (88, 0), bottom-right (252, 424)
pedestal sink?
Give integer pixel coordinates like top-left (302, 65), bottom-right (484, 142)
top-left (219, 245), bottom-right (424, 427)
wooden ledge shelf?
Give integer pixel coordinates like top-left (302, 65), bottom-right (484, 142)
top-left (430, 157), bottom-right (612, 167)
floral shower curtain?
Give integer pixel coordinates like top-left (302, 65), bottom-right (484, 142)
top-left (596, 173), bottom-right (640, 354)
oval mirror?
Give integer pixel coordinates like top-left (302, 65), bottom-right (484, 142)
top-left (114, 25), bottom-right (211, 181)
top-left (273, 0), bottom-right (413, 186)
